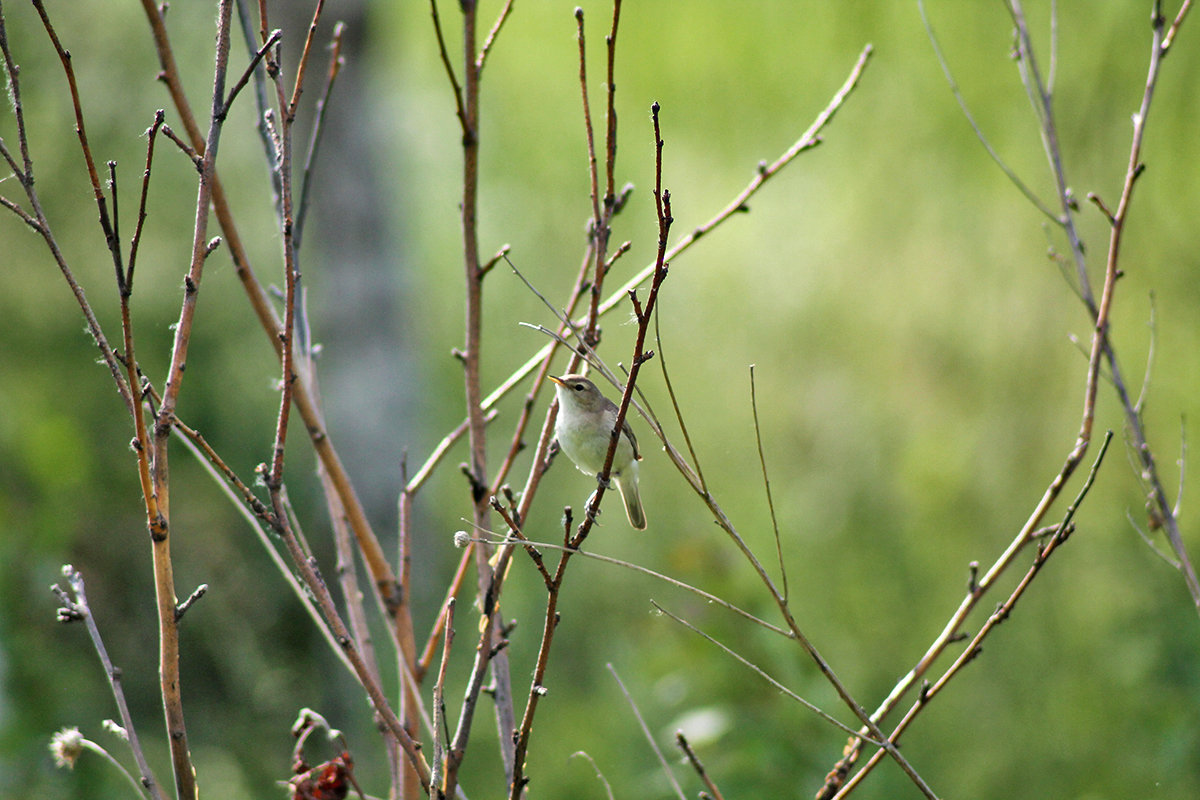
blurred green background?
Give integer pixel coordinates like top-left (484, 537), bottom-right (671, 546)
top-left (2, 1), bottom-right (1199, 798)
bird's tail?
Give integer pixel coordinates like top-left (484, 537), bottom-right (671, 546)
top-left (615, 471), bottom-right (647, 530)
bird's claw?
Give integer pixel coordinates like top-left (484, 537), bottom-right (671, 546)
top-left (585, 489), bottom-right (604, 524)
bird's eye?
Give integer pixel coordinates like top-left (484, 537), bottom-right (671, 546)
top-left (573, 384), bottom-right (584, 391)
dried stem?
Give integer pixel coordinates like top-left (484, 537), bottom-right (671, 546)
top-left (653, 602), bottom-right (884, 744)
top-left (749, 365), bottom-right (788, 603)
top-left (432, 0), bottom-right (520, 789)
top-left (52, 567), bottom-right (167, 800)
top-left (144, 3), bottom-right (237, 794)
top-left (675, 731), bottom-right (724, 800)
top-left (295, 21), bottom-right (345, 249)
top-left (831, 433), bottom-right (1113, 797)
top-left (607, 664), bottom-right (686, 800)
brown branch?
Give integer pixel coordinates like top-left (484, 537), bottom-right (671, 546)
top-left (219, 27), bottom-right (281, 122)
top-left (1092, 1), bottom-right (1200, 610)
top-left (676, 731), bottom-right (724, 800)
top-left (432, 0), bottom-right (518, 788)
top-left (429, 0), bottom-right (468, 138)
top-left (30, 0), bottom-right (123, 280)
top-left (507, 512), bottom-right (567, 800)
top-left (295, 21), bottom-right (345, 249)
top-left (147, 2), bottom-right (238, 794)
top-left (119, 114), bottom-right (166, 555)
top-left (477, 0), bottom-right (515, 72)
top-left (575, 3), bottom-right (623, 346)
top-left (430, 598), bottom-right (456, 794)
top-left (137, 0), bottom-right (405, 638)
top-left (288, 0), bottom-right (326, 119)
top-left (507, 97), bottom-right (670, 800)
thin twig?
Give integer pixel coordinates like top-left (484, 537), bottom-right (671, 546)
top-left (219, 27), bottom-right (281, 121)
top-left (653, 602), bottom-right (884, 744)
top-left (568, 752), bottom-right (615, 800)
top-left (607, 664), bottom-right (686, 800)
top-left (917, 0), bottom-right (1059, 222)
top-left (463, 531), bottom-right (788, 635)
top-left (9, 4), bottom-right (134, 415)
top-left (295, 21), bottom-right (345, 249)
top-left (288, 0), bottom-right (327, 119)
top-left (675, 732), bottom-right (725, 800)
top-left (477, 0), bottom-right (514, 72)
top-left (750, 365), bottom-right (788, 603)
top-left (52, 567), bottom-right (167, 800)
top-left (142, 0), bottom-right (241, 792)
top-left (436, 0), bottom-right (518, 788)
top-left (429, 0), bottom-right (468, 137)
top-left (430, 598), bottom-right (456, 794)
top-left (822, 7), bottom-right (1184, 789)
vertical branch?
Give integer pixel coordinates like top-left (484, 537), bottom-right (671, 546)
top-left (506, 508), bottom-right (567, 800)
top-left (430, 0), bottom-right (518, 783)
top-left (145, 1), bottom-right (236, 795)
top-left (578, 1), bottom-right (623, 346)
top-left (1006, 0), bottom-right (1092, 308)
top-left (121, 113), bottom-right (166, 574)
top-left (429, 598), bottom-right (456, 795)
top-left (261, 0), bottom-right (303, 499)
top-left (602, 1), bottom-right (621, 210)
top-left (394, 461), bottom-right (421, 800)
top-left (503, 106), bottom-right (673, 796)
top-left (459, 0), bottom-right (489, 542)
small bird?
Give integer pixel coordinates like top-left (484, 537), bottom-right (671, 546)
top-left (549, 374), bottom-right (647, 529)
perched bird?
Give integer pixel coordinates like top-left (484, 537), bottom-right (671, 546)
top-left (549, 374), bottom-right (646, 529)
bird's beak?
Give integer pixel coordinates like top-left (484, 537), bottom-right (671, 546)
top-left (547, 375), bottom-right (566, 387)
